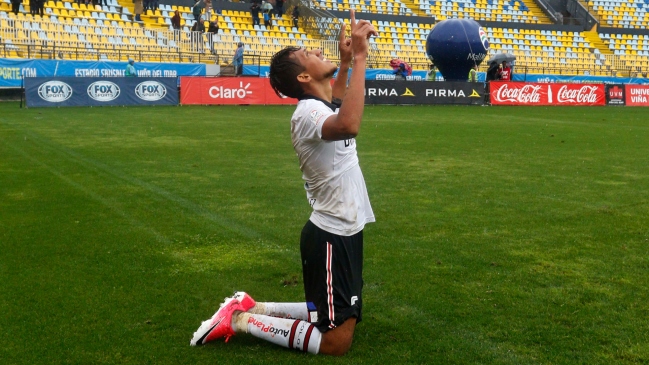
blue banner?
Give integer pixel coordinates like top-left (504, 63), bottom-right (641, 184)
top-left (513, 73), bottom-right (649, 85)
top-left (0, 58), bottom-right (205, 88)
top-left (248, 65), bottom-right (481, 82)
top-left (25, 77), bottom-right (179, 107)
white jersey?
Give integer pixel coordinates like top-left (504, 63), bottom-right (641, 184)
top-left (291, 96), bottom-right (375, 236)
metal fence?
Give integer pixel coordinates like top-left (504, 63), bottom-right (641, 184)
top-left (0, 41), bottom-right (217, 63)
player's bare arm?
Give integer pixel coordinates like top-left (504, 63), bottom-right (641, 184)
top-left (321, 10), bottom-right (377, 141)
top-left (331, 22), bottom-right (352, 105)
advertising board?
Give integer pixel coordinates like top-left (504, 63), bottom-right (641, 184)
top-left (490, 82), bottom-right (605, 106)
top-left (24, 77), bottom-right (178, 107)
top-left (1, 58), bottom-right (204, 88)
top-left (365, 80), bottom-right (484, 105)
top-left (624, 84), bottom-right (649, 106)
top-left (180, 77), bottom-right (295, 105)
top-left (606, 84), bottom-right (625, 105)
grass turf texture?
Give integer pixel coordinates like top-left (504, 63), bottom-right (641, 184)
top-left (0, 103), bottom-right (648, 364)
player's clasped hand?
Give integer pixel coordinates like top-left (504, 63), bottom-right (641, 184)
top-left (349, 10), bottom-right (378, 59)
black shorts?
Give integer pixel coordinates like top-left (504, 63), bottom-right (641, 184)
top-left (300, 220), bottom-right (363, 333)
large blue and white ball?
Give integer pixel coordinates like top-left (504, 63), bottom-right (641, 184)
top-left (426, 19), bottom-right (490, 81)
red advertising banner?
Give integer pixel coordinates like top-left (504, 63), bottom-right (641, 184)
top-left (624, 85), bottom-right (649, 106)
top-left (180, 77), bottom-right (297, 105)
top-left (490, 82), bottom-right (606, 106)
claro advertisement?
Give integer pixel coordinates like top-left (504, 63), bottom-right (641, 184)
top-left (180, 77), bottom-right (296, 105)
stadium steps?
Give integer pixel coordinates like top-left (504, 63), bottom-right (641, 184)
top-left (526, 0), bottom-right (553, 24)
top-left (397, 0), bottom-right (428, 17)
top-left (141, 14), bottom-right (167, 29)
top-left (576, 0), bottom-right (601, 23)
top-left (583, 28), bottom-right (613, 55)
top-left (114, 0), bottom-right (134, 14)
top-left (111, 0), bottom-right (166, 29)
top-left (115, 0), bottom-right (136, 21)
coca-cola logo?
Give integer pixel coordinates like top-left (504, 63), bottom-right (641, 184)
top-left (557, 85), bottom-right (599, 103)
top-left (494, 84), bottom-right (541, 103)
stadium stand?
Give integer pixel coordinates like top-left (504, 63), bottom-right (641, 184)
top-left (0, 0), bottom-right (646, 77)
top-left (599, 32), bottom-right (649, 74)
top-left (587, 0), bottom-right (649, 29)
top-left (411, 0), bottom-right (550, 24)
top-left (313, 0), bottom-right (412, 16)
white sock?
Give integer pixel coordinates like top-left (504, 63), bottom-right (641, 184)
top-left (233, 312), bottom-right (321, 354)
top-left (248, 302), bottom-right (311, 321)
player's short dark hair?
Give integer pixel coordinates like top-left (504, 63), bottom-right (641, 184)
top-left (269, 46), bottom-right (305, 99)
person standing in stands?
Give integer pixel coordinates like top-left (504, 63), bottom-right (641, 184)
top-left (36, 0), bottom-right (44, 16)
top-left (191, 16), bottom-right (205, 32)
top-left (171, 10), bottom-right (182, 30)
top-left (192, 0), bottom-right (203, 23)
top-left (203, 0), bottom-right (211, 22)
top-left (291, 5), bottom-right (299, 28)
top-left (232, 42), bottom-right (244, 76)
top-left (171, 9), bottom-right (182, 41)
top-left (261, 0), bottom-right (273, 27)
top-left (263, 10), bottom-right (272, 28)
top-left (250, 2), bottom-right (260, 26)
top-left (500, 61), bottom-right (512, 81)
top-left (468, 64), bottom-right (478, 83)
top-left (207, 20), bottom-right (219, 53)
top-left (125, 59), bottom-right (136, 77)
top-left (208, 20), bottom-right (219, 34)
top-left (275, 0), bottom-right (284, 17)
top-left (10, 0), bottom-right (20, 15)
top-left (134, 0), bottom-right (143, 21)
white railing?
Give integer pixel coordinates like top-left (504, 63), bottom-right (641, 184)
top-left (1, 17), bottom-right (341, 57)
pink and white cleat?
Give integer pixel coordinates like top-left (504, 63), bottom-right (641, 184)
top-left (190, 292), bottom-right (256, 346)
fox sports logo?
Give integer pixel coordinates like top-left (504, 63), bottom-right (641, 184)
top-left (135, 81), bottom-right (167, 101)
top-left (87, 81), bottom-right (121, 101)
top-left (37, 81), bottom-right (73, 102)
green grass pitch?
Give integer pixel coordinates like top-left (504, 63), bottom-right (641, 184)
top-left (1, 102), bottom-right (648, 364)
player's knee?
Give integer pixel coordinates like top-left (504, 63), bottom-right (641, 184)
top-left (320, 333), bottom-right (354, 356)
top-left (319, 318), bottom-right (356, 356)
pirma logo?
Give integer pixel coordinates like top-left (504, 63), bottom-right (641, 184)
top-left (37, 81), bottom-right (73, 102)
top-left (87, 81), bottom-right (121, 102)
top-left (401, 88), bottom-right (415, 96)
top-left (135, 81), bottom-right (167, 101)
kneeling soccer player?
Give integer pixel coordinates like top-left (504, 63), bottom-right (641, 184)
top-left (190, 10), bottom-right (377, 356)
